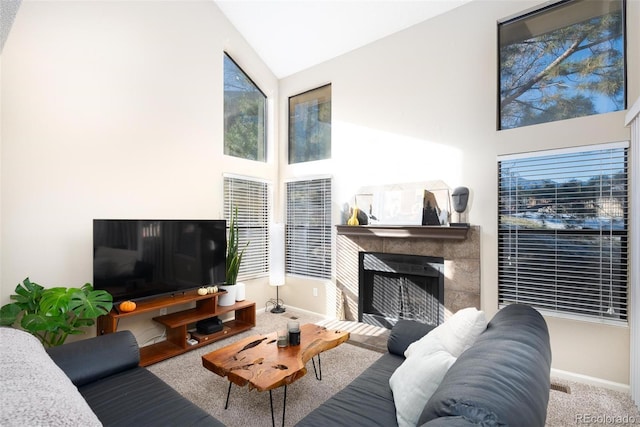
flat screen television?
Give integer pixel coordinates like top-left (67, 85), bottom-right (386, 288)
top-left (93, 219), bottom-right (227, 303)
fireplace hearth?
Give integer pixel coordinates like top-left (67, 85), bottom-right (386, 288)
top-left (358, 252), bottom-right (444, 329)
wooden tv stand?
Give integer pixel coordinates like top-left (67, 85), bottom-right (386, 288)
top-left (97, 290), bottom-right (255, 366)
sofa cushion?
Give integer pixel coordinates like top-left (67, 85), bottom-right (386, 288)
top-left (387, 320), bottom-right (436, 356)
top-left (47, 330), bottom-right (140, 387)
top-left (389, 340), bottom-right (456, 427)
top-left (296, 352), bottom-right (404, 427)
top-left (418, 304), bottom-right (552, 427)
top-left (0, 327), bottom-right (102, 427)
top-left (78, 366), bottom-right (222, 427)
top-left (405, 307), bottom-right (486, 358)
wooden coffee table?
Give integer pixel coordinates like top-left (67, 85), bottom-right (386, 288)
top-left (201, 323), bottom-right (349, 426)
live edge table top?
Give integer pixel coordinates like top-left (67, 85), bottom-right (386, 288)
top-left (201, 323), bottom-right (350, 392)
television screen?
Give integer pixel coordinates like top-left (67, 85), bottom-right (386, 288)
top-left (93, 219), bottom-right (227, 303)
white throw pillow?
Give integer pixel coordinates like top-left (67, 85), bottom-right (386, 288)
top-left (405, 307), bottom-right (487, 358)
top-left (390, 340), bottom-right (457, 427)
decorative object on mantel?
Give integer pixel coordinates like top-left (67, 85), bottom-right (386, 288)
top-left (348, 206), bottom-right (360, 225)
top-left (346, 206), bottom-right (369, 225)
top-left (451, 186), bottom-right (470, 226)
top-left (422, 190), bottom-right (441, 225)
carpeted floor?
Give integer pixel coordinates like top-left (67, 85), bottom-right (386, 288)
top-left (148, 309), bottom-right (640, 426)
top-left (546, 378), bottom-right (640, 426)
top-left (148, 309), bottom-right (381, 427)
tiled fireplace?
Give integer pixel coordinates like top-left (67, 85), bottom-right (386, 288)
top-left (335, 226), bottom-right (480, 324)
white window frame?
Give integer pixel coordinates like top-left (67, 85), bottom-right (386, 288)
top-left (497, 142), bottom-right (629, 324)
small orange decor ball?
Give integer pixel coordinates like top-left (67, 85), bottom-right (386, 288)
top-left (119, 300), bottom-right (136, 312)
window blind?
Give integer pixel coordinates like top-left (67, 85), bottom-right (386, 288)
top-left (498, 143), bottom-right (628, 323)
top-left (285, 177), bottom-right (332, 279)
top-left (224, 175), bottom-right (270, 281)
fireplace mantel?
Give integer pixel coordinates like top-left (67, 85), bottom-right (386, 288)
top-left (336, 224), bottom-right (469, 239)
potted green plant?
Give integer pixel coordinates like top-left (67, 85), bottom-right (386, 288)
top-left (0, 277), bottom-right (113, 347)
top-left (219, 207), bottom-right (249, 306)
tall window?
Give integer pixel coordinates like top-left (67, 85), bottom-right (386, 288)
top-left (285, 177), bottom-right (332, 279)
top-left (498, 143), bottom-right (628, 323)
top-left (498, 0), bottom-right (626, 130)
top-left (288, 84), bottom-right (331, 164)
top-left (223, 175), bottom-right (271, 281)
top-left (224, 53), bottom-right (267, 161)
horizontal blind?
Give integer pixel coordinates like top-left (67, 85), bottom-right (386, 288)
top-left (286, 178), bottom-right (332, 279)
top-left (224, 176), bottom-right (270, 281)
top-left (498, 144), bottom-right (628, 323)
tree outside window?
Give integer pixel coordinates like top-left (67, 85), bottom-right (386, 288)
top-left (499, 0), bottom-right (625, 130)
top-left (224, 53), bottom-right (267, 161)
top-left (288, 84), bottom-right (331, 164)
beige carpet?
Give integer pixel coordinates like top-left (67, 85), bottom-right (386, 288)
top-left (147, 309), bottom-right (381, 427)
top-left (148, 309), bottom-right (640, 426)
top-left (546, 378), bottom-right (639, 426)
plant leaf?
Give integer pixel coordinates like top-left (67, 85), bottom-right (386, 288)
top-left (69, 289), bottom-right (113, 319)
top-left (11, 278), bottom-right (44, 312)
top-left (0, 303), bottom-right (21, 326)
top-left (226, 206), bottom-right (249, 284)
top-left (39, 287), bottom-right (72, 316)
top-left (21, 312), bottom-right (52, 332)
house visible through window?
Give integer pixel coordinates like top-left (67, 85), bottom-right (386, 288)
top-left (498, 142), bottom-right (628, 323)
top-left (223, 175), bottom-right (271, 281)
top-left (288, 84), bottom-right (331, 164)
top-left (224, 53), bottom-right (267, 161)
top-left (498, 0), bottom-right (626, 130)
top-left (285, 177), bottom-right (332, 279)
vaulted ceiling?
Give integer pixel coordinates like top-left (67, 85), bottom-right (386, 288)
top-left (213, 0), bottom-right (473, 78)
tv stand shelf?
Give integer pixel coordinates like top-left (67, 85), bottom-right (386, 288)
top-left (97, 290), bottom-right (255, 366)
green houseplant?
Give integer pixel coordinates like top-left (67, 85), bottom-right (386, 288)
top-left (219, 207), bottom-right (249, 306)
top-left (226, 206), bottom-right (249, 286)
top-left (0, 277), bottom-right (113, 347)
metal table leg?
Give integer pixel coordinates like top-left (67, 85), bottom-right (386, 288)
top-left (224, 381), bottom-right (232, 409)
top-left (312, 353), bottom-right (322, 380)
top-left (269, 385), bottom-right (287, 427)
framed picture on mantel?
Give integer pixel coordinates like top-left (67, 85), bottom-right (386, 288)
top-left (422, 190), bottom-right (441, 225)
top-left (364, 186), bottom-right (450, 226)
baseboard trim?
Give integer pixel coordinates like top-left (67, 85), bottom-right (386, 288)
top-left (258, 303), bottom-right (328, 320)
top-left (551, 368), bottom-right (630, 393)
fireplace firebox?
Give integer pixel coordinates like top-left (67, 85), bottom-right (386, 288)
top-left (358, 252), bottom-right (444, 329)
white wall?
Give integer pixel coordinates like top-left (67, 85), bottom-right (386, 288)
top-left (279, 0), bottom-right (639, 387)
top-left (0, 1), bottom-right (278, 339)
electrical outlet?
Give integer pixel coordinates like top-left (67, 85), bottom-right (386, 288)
top-left (160, 308), bottom-right (167, 315)
top-left (313, 288), bottom-right (318, 297)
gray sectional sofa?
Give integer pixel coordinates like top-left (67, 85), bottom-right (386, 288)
top-left (0, 327), bottom-right (223, 427)
top-left (296, 303), bottom-right (552, 426)
top-left (1, 303), bottom-right (550, 427)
